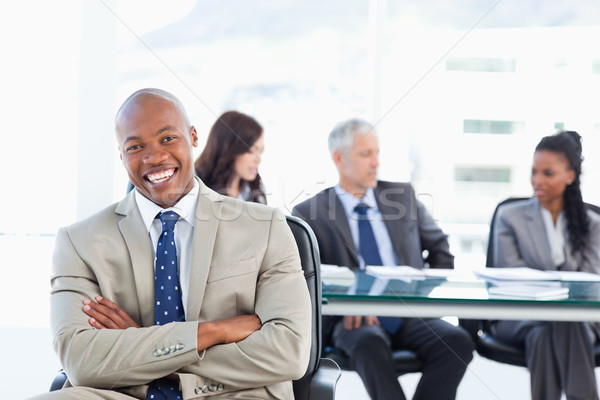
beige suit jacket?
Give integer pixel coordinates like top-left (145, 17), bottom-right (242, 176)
top-left (49, 180), bottom-right (311, 399)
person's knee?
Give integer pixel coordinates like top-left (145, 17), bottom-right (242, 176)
top-left (525, 325), bottom-right (551, 351)
top-left (357, 330), bottom-right (389, 350)
top-left (349, 332), bottom-right (394, 373)
top-left (438, 327), bottom-right (475, 363)
top-left (350, 330), bottom-right (390, 360)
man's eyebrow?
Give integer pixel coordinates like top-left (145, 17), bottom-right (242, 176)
top-left (155, 126), bottom-right (178, 136)
top-left (123, 135), bottom-right (141, 143)
top-left (123, 126), bottom-right (178, 143)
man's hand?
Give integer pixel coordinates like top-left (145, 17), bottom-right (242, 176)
top-left (196, 315), bottom-right (262, 352)
top-left (83, 296), bottom-right (140, 329)
top-left (84, 297), bottom-right (261, 355)
top-left (343, 315), bottom-right (380, 330)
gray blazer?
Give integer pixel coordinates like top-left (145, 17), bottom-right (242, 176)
top-left (493, 197), bottom-right (600, 273)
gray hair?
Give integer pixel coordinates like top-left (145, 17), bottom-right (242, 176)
top-left (328, 118), bottom-right (376, 155)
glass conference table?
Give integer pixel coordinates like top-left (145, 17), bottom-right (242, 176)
top-left (320, 266), bottom-right (600, 322)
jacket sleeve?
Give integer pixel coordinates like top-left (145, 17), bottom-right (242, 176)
top-left (579, 210), bottom-right (600, 274)
top-left (50, 227), bottom-right (202, 388)
top-left (176, 208), bottom-right (312, 391)
top-left (416, 198), bottom-right (454, 268)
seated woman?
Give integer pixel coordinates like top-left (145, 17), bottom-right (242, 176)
top-left (195, 110), bottom-right (266, 204)
top-left (491, 130), bottom-right (600, 400)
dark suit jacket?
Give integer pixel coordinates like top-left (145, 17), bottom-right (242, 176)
top-left (292, 181), bottom-right (454, 345)
top-left (292, 181), bottom-right (453, 269)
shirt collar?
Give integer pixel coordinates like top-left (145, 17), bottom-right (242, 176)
top-left (334, 185), bottom-right (377, 216)
top-left (238, 180), bottom-right (251, 201)
top-left (135, 179), bottom-right (199, 233)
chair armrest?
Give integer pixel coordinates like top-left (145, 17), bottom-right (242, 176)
top-left (50, 371), bottom-right (67, 392)
top-left (458, 319), bottom-right (484, 340)
top-left (307, 358), bottom-right (341, 400)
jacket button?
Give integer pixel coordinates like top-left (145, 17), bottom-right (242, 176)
top-left (194, 387), bottom-right (200, 395)
top-left (169, 345), bottom-right (176, 353)
top-left (208, 384), bottom-right (217, 392)
top-left (217, 383), bottom-right (224, 391)
top-left (153, 349), bottom-right (162, 357)
top-left (201, 385), bottom-right (209, 393)
top-left (176, 343), bottom-right (184, 350)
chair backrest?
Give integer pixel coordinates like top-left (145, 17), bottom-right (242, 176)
top-left (485, 197), bottom-right (529, 268)
top-left (486, 197), bottom-right (600, 268)
top-left (286, 215), bottom-right (323, 400)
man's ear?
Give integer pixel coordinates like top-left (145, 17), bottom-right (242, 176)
top-left (332, 150), bottom-right (344, 169)
top-left (190, 126), bottom-right (199, 147)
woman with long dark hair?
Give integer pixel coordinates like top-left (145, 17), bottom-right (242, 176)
top-left (195, 111), bottom-right (266, 204)
top-left (492, 130), bottom-right (600, 400)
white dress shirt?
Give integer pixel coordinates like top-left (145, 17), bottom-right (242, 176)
top-left (135, 180), bottom-right (199, 318)
top-left (540, 207), bottom-right (566, 269)
top-left (334, 185), bottom-right (399, 269)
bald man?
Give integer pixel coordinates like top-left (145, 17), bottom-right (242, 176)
top-left (30, 89), bottom-right (311, 399)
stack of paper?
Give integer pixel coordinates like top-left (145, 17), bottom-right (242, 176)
top-left (320, 264), bottom-right (356, 285)
top-left (365, 265), bottom-right (425, 281)
top-left (474, 267), bottom-right (556, 282)
top-left (488, 284), bottom-right (569, 300)
top-left (547, 270), bottom-right (600, 282)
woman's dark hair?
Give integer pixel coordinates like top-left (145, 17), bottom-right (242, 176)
top-left (535, 130), bottom-right (588, 255)
top-left (195, 111), bottom-right (266, 203)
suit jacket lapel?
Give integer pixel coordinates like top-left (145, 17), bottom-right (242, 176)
top-left (375, 184), bottom-right (408, 264)
top-left (326, 189), bottom-right (359, 266)
top-left (186, 182), bottom-right (222, 320)
top-left (523, 199), bottom-right (553, 268)
top-left (115, 193), bottom-right (155, 326)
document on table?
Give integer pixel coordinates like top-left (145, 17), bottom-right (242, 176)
top-left (365, 265), bottom-right (425, 282)
top-left (547, 270), bottom-right (600, 282)
top-left (488, 284), bottom-right (569, 300)
top-left (320, 264), bottom-right (356, 285)
top-left (474, 267), bottom-right (600, 283)
top-left (474, 267), bottom-right (556, 282)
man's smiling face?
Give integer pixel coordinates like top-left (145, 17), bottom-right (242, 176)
top-left (116, 92), bottom-right (198, 208)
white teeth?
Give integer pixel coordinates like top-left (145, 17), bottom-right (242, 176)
top-left (148, 169), bottom-right (174, 183)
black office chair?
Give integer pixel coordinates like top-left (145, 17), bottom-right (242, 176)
top-left (286, 215), bottom-right (341, 400)
top-left (320, 269), bottom-right (423, 374)
top-left (50, 216), bottom-right (341, 398)
top-left (460, 197), bottom-right (600, 367)
top-left (324, 346), bottom-right (423, 375)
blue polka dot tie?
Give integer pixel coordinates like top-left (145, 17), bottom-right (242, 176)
top-left (147, 211), bottom-right (184, 400)
top-left (154, 211), bottom-right (184, 326)
top-left (355, 203), bottom-right (402, 334)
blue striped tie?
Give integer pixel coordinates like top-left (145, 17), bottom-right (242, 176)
top-left (355, 203), bottom-right (402, 334)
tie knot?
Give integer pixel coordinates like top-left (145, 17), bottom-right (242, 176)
top-left (159, 211), bottom-right (179, 232)
top-left (354, 203), bottom-right (370, 217)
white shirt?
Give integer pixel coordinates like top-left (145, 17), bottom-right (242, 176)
top-left (540, 207), bottom-right (566, 269)
top-left (334, 185), bottom-right (399, 269)
top-left (134, 180), bottom-right (199, 318)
